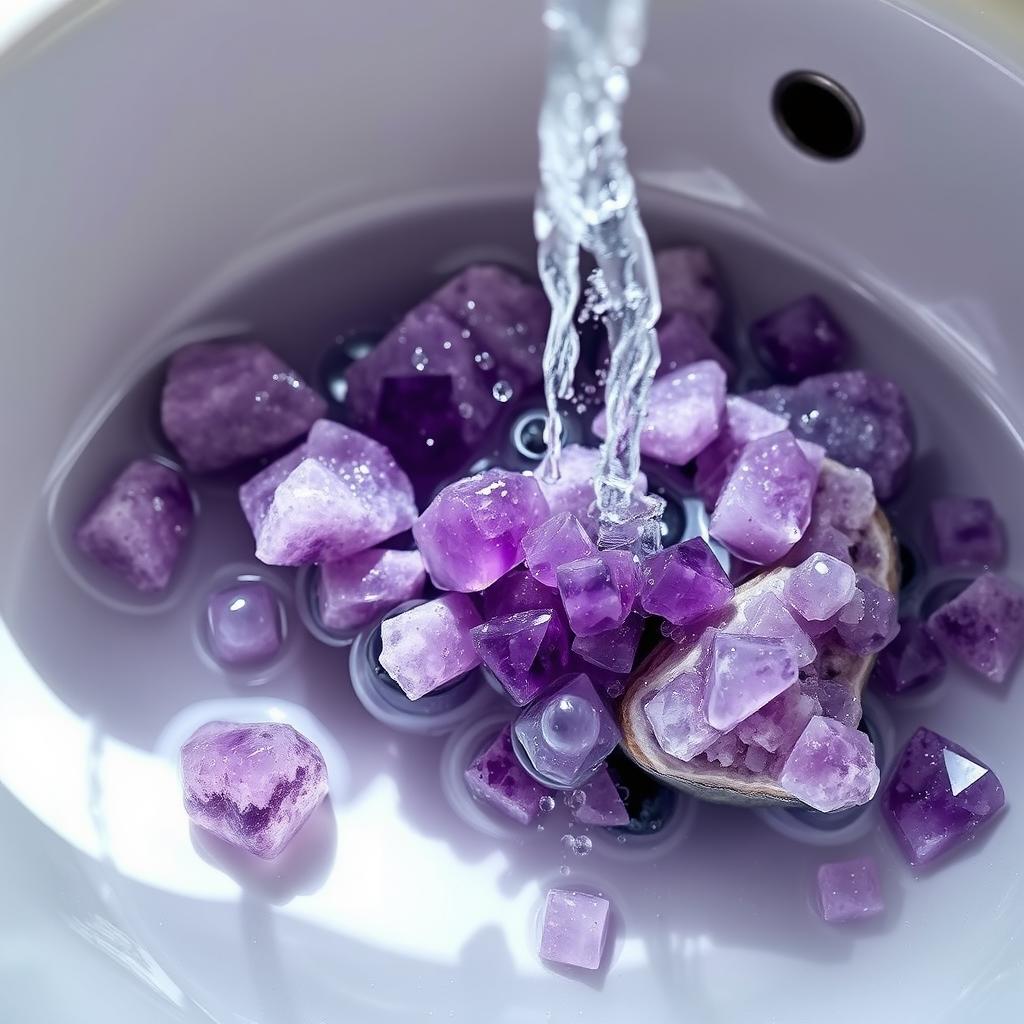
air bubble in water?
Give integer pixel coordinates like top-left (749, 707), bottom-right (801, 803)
top-left (539, 795), bottom-right (556, 813)
top-left (559, 864), bottom-right (571, 876)
top-left (566, 789), bottom-right (587, 811)
top-left (492, 380), bottom-right (514, 403)
top-left (458, 402), bottom-right (475, 420)
top-left (475, 351), bottom-right (495, 370)
top-left (606, 681), bottom-right (625, 699)
top-left (561, 833), bottom-right (593, 856)
top-left (411, 347), bottom-right (429, 371)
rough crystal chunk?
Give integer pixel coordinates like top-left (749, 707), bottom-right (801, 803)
top-left (799, 670), bottom-right (861, 729)
top-left (734, 685), bottom-right (821, 756)
top-left (523, 513), bottom-right (597, 587)
top-left (76, 458), bottom-right (194, 592)
top-left (750, 295), bottom-right (849, 382)
top-left (654, 246), bottom-right (723, 333)
top-left (536, 444), bottom-right (648, 524)
top-left (572, 612), bottom-right (643, 674)
top-left (514, 674), bottom-right (620, 787)
top-left (556, 550), bottom-right (640, 636)
top-left (709, 429), bottom-right (818, 565)
top-left (464, 725), bottom-right (554, 825)
top-left (707, 632), bottom-right (801, 730)
top-left (378, 593), bottom-right (482, 700)
top-left (870, 618), bottom-right (946, 696)
top-left (239, 419), bottom-right (417, 566)
top-left (746, 371), bottom-right (914, 501)
top-left (783, 552), bottom-right (857, 621)
top-left (778, 716), bottom-right (879, 812)
top-left (816, 857), bottom-right (884, 923)
top-left (644, 669), bottom-right (720, 761)
top-left (593, 361), bottom-right (727, 466)
top-left (539, 889), bottom-right (611, 971)
top-left (482, 569), bottom-right (558, 619)
top-left (738, 592), bottom-right (817, 667)
top-left (472, 609), bottom-right (570, 706)
top-left (655, 311), bottom-right (734, 378)
top-left (181, 721), bottom-right (328, 859)
top-left (317, 548), bottom-right (426, 633)
top-left (639, 537), bottom-right (734, 626)
top-left (834, 577), bottom-right (898, 655)
top-left (161, 341), bottom-right (327, 473)
top-left (413, 468), bottom-right (550, 592)
top-left (207, 581), bottom-right (282, 666)
top-left (881, 727), bottom-right (1005, 865)
top-left (929, 497), bottom-right (1006, 568)
top-left (572, 767), bottom-right (630, 826)
top-left (927, 573), bottom-right (1024, 684)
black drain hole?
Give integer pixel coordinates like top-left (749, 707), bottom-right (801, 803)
top-left (773, 71), bottom-right (863, 160)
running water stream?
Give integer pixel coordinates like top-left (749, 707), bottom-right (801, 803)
top-left (535, 0), bottom-right (665, 554)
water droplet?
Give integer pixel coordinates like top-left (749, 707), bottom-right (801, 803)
top-left (539, 795), bottom-right (556, 813)
top-left (567, 789), bottom-right (587, 811)
top-left (458, 401), bottom-right (475, 420)
top-left (559, 864), bottom-right (571, 876)
top-left (606, 681), bottom-right (625, 699)
top-left (616, 833), bottom-right (628, 844)
top-left (442, 340), bottom-right (452, 351)
top-left (492, 380), bottom-right (514, 403)
top-left (475, 351), bottom-right (495, 370)
top-left (561, 833), bottom-right (593, 856)
top-left (575, 402), bottom-right (587, 414)
top-left (411, 347), bottom-right (429, 371)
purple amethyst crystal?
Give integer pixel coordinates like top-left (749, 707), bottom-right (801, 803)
top-left (523, 513), bottom-right (597, 587)
top-left (413, 468), bottom-right (550, 592)
top-left (881, 727), bottom-right (1005, 865)
top-left (482, 569), bottom-right (559, 619)
top-left (593, 360), bottom-right (727, 466)
top-left (76, 458), bottom-right (194, 592)
top-left (238, 419), bottom-right (417, 566)
top-left (536, 444), bottom-right (647, 524)
top-left (870, 618), bottom-right (946, 696)
top-left (556, 550), bottom-right (640, 636)
top-left (571, 613), bottom-right (643, 674)
top-left (464, 725), bottom-right (554, 825)
top-left (471, 608), bottom-right (570, 706)
top-left (834, 576), bottom-right (898, 655)
top-left (539, 889), bottom-right (611, 971)
top-left (706, 632), bottom-right (801, 730)
top-left (644, 669), bottom-right (720, 761)
top-left (181, 721), bottom-right (328, 859)
top-left (639, 537), bottom-right (734, 626)
top-left (709, 430), bottom-right (818, 565)
top-left (207, 581), bottom-right (282, 666)
top-left (655, 311), bottom-right (735, 378)
top-left (799, 670), bottom-right (861, 729)
top-left (746, 371), bottom-right (914, 501)
top-left (734, 685), bottom-right (821, 757)
top-left (739, 592), bottom-right (817, 667)
top-left (378, 593), bottom-right (482, 700)
top-left (160, 341), bottom-right (327, 474)
top-left (783, 552), bottom-right (857, 621)
top-left (778, 716), bottom-right (879, 812)
top-left (572, 767), bottom-right (630, 826)
top-left (815, 857), bottom-right (884, 923)
top-left (928, 497), bottom-right (1006, 568)
top-left (927, 572), bottom-right (1024, 683)
top-left (654, 246), bottom-right (723, 334)
top-left (317, 548), bottom-right (426, 633)
top-left (750, 295), bottom-right (849, 382)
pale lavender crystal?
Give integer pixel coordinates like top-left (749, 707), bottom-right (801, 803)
top-left (536, 444), bottom-right (648, 524)
top-left (836, 577), bottom-right (898, 655)
top-left (694, 396), bottom-right (789, 506)
top-left (523, 513), bottom-right (596, 587)
top-left (656, 311), bottom-right (735, 378)
top-left (514, 674), bottom-right (620, 787)
top-left (778, 716), bottom-right (879, 812)
top-left (572, 767), bottom-right (630, 826)
top-left (929, 497), bottom-right (1006, 568)
top-left (739, 592), bottom-right (817, 667)
top-left (207, 582), bottom-right (282, 666)
top-left (871, 618), bottom-right (946, 695)
top-left (161, 341), bottom-right (327, 473)
top-left (709, 430), bottom-right (818, 565)
top-left (750, 295), bottom-right (849, 383)
top-left (556, 550), bottom-right (640, 636)
top-left (464, 725), bottom-right (554, 825)
top-left (378, 593), bottom-right (482, 700)
top-left (654, 246), bottom-right (723, 333)
top-left (413, 468), bottom-right (550, 592)
top-left (181, 721), bottom-right (328, 859)
top-left (799, 670), bottom-right (861, 729)
top-left (643, 669), bottom-right (720, 761)
top-left (317, 548), bottom-right (426, 633)
top-left (816, 857), bottom-right (884, 923)
top-left (572, 612), bottom-right (643, 674)
top-left (76, 458), bottom-right (194, 592)
top-left (783, 552), bottom-right (857, 621)
top-left (881, 726), bottom-right (1005, 865)
top-left (747, 371), bottom-right (914, 501)
top-left (593, 360), bottom-right (726, 466)
top-left (927, 572), bottom-right (1024, 683)
top-left (639, 537), bottom-right (734, 626)
top-left (539, 889), bottom-right (611, 971)
top-left (239, 419), bottom-right (417, 566)
top-left (703, 731), bottom-right (745, 767)
top-left (707, 632), bottom-right (801, 730)
top-left (734, 685), bottom-right (821, 756)
top-left (482, 569), bottom-right (558, 618)
top-left (471, 609), bottom-right (570, 706)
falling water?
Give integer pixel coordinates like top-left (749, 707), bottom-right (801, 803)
top-left (535, 0), bottom-right (665, 553)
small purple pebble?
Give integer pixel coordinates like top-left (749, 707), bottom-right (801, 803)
top-left (929, 496), bottom-right (1006, 568)
top-left (750, 295), bottom-right (850, 383)
top-left (464, 725), bottom-right (555, 825)
top-left (815, 856), bottom-right (884, 923)
top-left (207, 581), bottom-right (282, 666)
top-left (538, 889), bottom-right (611, 971)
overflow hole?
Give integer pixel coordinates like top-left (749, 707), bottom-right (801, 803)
top-left (773, 71), bottom-right (863, 160)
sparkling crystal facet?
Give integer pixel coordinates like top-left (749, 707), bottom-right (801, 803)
top-left (706, 632), bottom-right (801, 730)
top-left (571, 612), bottom-right (644, 674)
top-left (538, 889), bottom-right (611, 971)
top-left (815, 856), bottom-right (884, 923)
top-left (556, 550), bottom-right (640, 636)
top-left (783, 552), bottom-right (857, 621)
top-left (317, 548), bottom-right (426, 633)
top-left (523, 513), bottom-right (597, 587)
top-left (835, 577), bottom-right (898, 655)
top-left (472, 609), bottom-right (570, 706)
top-left (464, 725), bottom-right (555, 825)
top-left (643, 669), bottom-right (720, 761)
top-left (207, 582), bottom-right (282, 666)
top-left (639, 537), bottom-right (734, 626)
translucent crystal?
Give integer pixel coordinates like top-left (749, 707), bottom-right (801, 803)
top-left (464, 725), bottom-right (556, 825)
top-left (207, 582), bottom-right (282, 666)
top-left (738, 592), bottom-right (817, 667)
top-left (835, 577), bottom-right (899, 655)
top-left (571, 766), bottom-right (630, 826)
top-left (523, 512), bottom-right (597, 587)
top-left (928, 496), bottom-right (1006, 568)
top-left (639, 537), bottom-right (734, 627)
top-left (317, 548), bottom-right (426, 633)
top-left (706, 632), bottom-right (801, 731)
top-left (643, 669), bottom-right (720, 761)
top-left (535, 444), bottom-right (648, 524)
top-left (571, 612), bottom-right (643, 674)
top-left (538, 889), bottom-right (611, 970)
top-left (750, 295), bottom-right (849, 383)
top-left (816, 856), bottom-right (884, 923)
top-left (556, 549), bottom-right (640, 636)
top-left (471, 609), bottom-right (570, 706)
top-left (783, 552), bottom-right (857, 621)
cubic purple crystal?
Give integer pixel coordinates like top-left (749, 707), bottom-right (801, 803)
top-left (707, 632), bottom-right (801, 730)
top-left (929, 496), bottom-right (1006, 568)
top-left (539, 889), bottom-right (611, 971)
top-left (778, 716), bottom-right (879, 812)
top-left (317, 548), bottom-right (426, 633)
top-left (709, 430), bottom-right (818, 565)
top-left (181, 721), bottom-right (328, 859)
top-left (378, 593), bottom-right (482, 700)
top-left (593, 360), bottom-right (726, 466)
top-left (644, 669), bottom-right (720, 761)
top-left (739, 592), bottom-right (817, 667)
top-left (471, 608), bottom-right (570, 706)
top-left (161, 340), bottom-right (327, 473)
top-left (750, 295), bottom-right (849, 382)
top-left (654, 246), bottom-right (722, 333)
top-left (76, 458), bottom-right (194, 593)
top-left (536, 444), bottom-right (648, 524)
top-left (523, 513), bottom-right (596, 587)
top-left (556, 550), bottom-right (640, 636)
top-left (639, 537), bottom-right (734, 626)
top-left (207, 581), bottom-right (282, 666)
top-left (815, 857), bottom-right (884, 923)
top-left (927, 572), bottom-right (1024, 684)
top-left (413, 468), bottom-right (550, 592)
top-left (482, 569), bottom-right (558, 619)
top-left (571, 612), bottom-right (643, 674)
top-left (783, 552), bottom-right (857, 621)
top-left (464, 725), bottom-right (554, 825)
top-left (572, 767), bottom-right (630, 826)
top-left (881, 726), bottom-right (1005, 865)
top-left (871, 618), bottom-right (946, 696)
